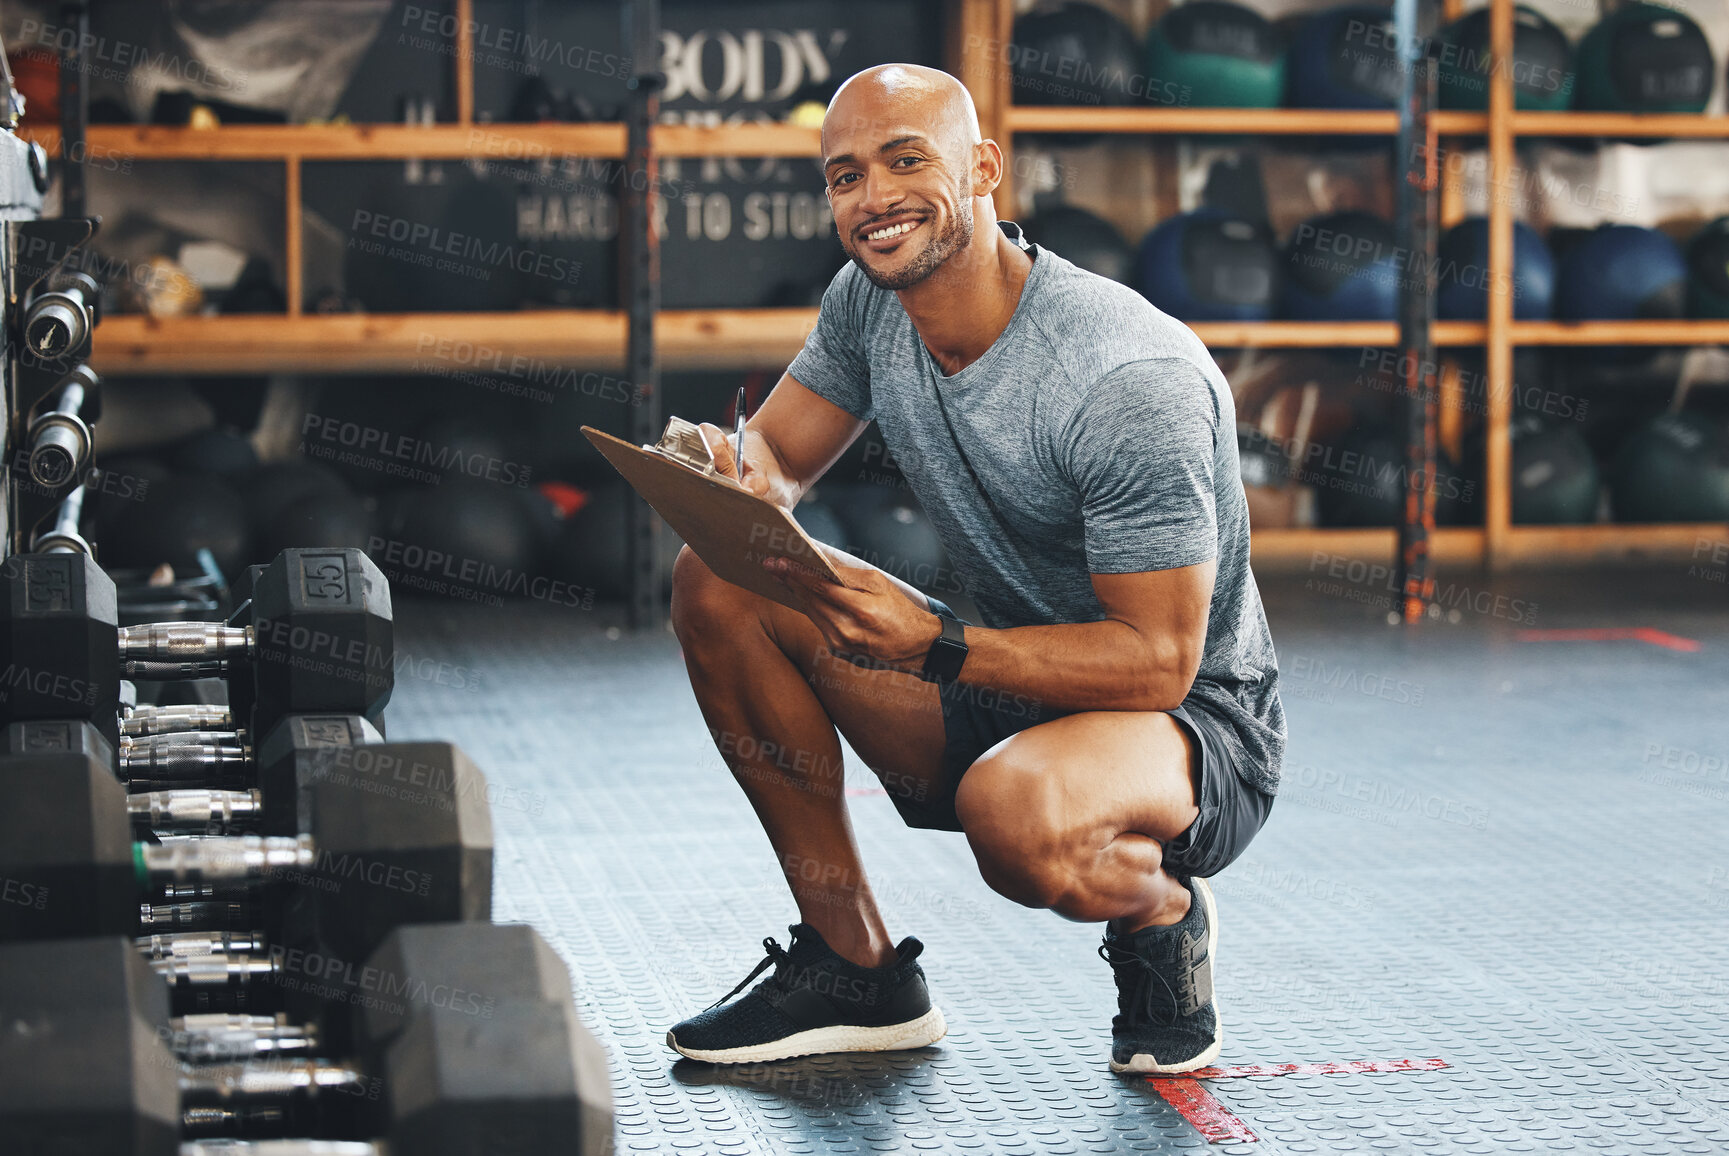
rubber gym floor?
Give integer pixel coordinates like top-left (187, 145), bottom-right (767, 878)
top-left (385, 565), bottom-right (1729, 1156)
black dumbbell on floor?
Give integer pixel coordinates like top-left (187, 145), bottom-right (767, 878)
top-left (0, 924), bottom-right (614, 1155)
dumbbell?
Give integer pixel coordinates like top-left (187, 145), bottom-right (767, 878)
top-left (0, 546), bottom-right (393, 749)
top-left (0, 926), bottom-right (614, 1155)
top-left (21, 269), bottom-right (99, 361)
top-left (0, 737), bottom-right (493, 991)
top-left (26, 364), bottom-right (99, 487)
top-left (3, 713), bottom-right (380, 832)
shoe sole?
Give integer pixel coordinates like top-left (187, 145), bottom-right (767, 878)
top-left (1110, 876), bottom-right (1222, 1075)
top-left (667, 1006), bottom-right (948, 1065)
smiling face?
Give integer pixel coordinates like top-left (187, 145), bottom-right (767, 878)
top-left (822, 66), bottom-right (983, 291)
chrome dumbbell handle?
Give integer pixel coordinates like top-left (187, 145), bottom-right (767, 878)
top-left (180, 1141), bottom-right (382, 1156)
top-left (148, 951), bottom-right (279, 989)
top-left (27, 370), bottom-right (95, 486)
top-left (178, 1058), bottom-right (370, 1102)
top-left (23, 288), bottom-right (92, 359)
top-left (171, 1014), bottom-right (316, 1063)
top-left (128, 789), bottom-right (261, 834)
top-left (33, 482), bottom-right (90, 555)
top-left (136, 930), bottom-right (267, 960)
top-left (118, 623), bottom-right (254, 674)
top-left (137, 834), bottom-right (313, 884)
top-left (120, 741), bottom-right (254, 782)
top-left (139, 901), bottom-right (258, 930)
top-left (121, 704), bottom-right (235, 737)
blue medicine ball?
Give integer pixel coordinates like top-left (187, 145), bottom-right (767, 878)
top-left (1280, 210), bottom-right (1400, 321)
top-left (1436, 218), bottom-right (1555, 321)
top-left (1287, 5), bottom-right (1402, 110)
top-left (1554, 225), bottom-right (1688, 321)
top-left (1136, 210), bottom-right (1278, 322)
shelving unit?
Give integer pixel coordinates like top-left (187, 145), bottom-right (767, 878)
top-left (30, 0), bottom-right (1729, 569)
top-left (982, 0), bottom-right (1729, 570)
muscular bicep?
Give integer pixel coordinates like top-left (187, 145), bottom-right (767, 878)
top-left (1093, 560), bottom-right (1216, 702)
top-left (752, 372), bottom-right (869, 492)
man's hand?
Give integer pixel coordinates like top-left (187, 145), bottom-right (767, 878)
top-left (764, 550), bottom-right (943, 673)
top-left (698, 422), bottom-right (803, 510)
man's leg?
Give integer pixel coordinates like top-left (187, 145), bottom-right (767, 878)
top-left (670, 546), bottom-right (949, 968)
top-left (953, 710), bottom-right (1201, 931)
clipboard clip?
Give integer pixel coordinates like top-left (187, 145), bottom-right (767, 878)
top-left (650, 416), bottom-right (720, 476)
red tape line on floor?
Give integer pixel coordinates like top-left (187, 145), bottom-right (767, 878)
top-left (1187, 1057), bottom-right (1450, 1079)
top-left (1150, 1077), bottom-right (1258, 1144)
top-left (1515, 627), bottom-right (1700, 652)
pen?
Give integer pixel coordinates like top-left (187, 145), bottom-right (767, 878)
top-left (733, 386), bottom-right (747, 482)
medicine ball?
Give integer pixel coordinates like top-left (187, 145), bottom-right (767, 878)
top-left (1313, 425), bottom-right (1405, 527)
top-left (1437, 6), bottom-right (1572, 112)
top-left (1687, 216), bottom-right (1729, 320)
top-left (1611, 412), bottom-right (1729, 523)
top-left (106, 473), bottom-right (250, 578)
top-left (1553, 225), bottom-right (1687, 321)
top-left (827, 485), bottom-right (953, 596)
top-left (1286, 6), bottom-right (1401, 110)
top-left (1011, 2), bottom-right (1142, 107)
top-left (1144, 1), bottom-right (1285, 109)
top-left (253, 492), bottom-right (374, 563)
top-left (549, 482), bottom-right (682, 602)
top-left (168, 429), bottom-right (260, 480)
top-left (375, 482), bottom-right (539, 593)
top-left (1022, 206), bottom-right (1134, 284)
top-left (1280, 211), bottom-right (1399, 321)
top-left (1436, 218), bottom-right (1555, 321)
top-left (1574, 3), bottom-right (1715, 113)
top-left (1237, 425), bottom-right (1292, 489)
top-left (242, 460), bottom-right (352, 535)
top-left (1510, 415), bottom-right (1599, 524)
top-left (1138, 210), bottom-right (1278, 322)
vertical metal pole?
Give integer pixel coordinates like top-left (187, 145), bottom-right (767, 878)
top-left (622, 0), bottom-right (663, 630)
top-left (57, 2), bottom-right (89, 218)
top-left (1393, 0), bottom-right (1438, 623)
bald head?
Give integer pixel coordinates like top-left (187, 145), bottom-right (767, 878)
top-left (823, 64), bottom-right (981, 163)
top-left (820, 64), bottom-right (1001, 292)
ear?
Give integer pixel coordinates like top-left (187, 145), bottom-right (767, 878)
top-left (972, 139), bottom-right (1004, 200)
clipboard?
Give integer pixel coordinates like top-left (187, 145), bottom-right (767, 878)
top-left (581, 419), bottom-right (844, 611)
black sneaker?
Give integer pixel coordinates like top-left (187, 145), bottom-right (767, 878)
top-left (1098, 876), bottom-right (1220, 1074)
top-left (666, 924), bottom-right (947, 1064)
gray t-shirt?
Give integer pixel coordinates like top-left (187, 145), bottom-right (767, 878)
top-left (787, 222), bottom-right (1285, 795)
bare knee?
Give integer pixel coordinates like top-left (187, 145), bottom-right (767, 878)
top-left (670, 545), bottom-right (743, 649)
top-left (955, 752), bottom-right (1077, 911)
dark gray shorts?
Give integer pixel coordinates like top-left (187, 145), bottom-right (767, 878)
top-left (901, 597), bottom-right (1273, 879)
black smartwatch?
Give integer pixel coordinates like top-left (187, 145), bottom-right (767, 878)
top-left (921, 614), bottom-right (968, 683)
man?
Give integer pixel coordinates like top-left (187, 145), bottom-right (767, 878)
top-left (666, 63), bottom-right (1283, 1075)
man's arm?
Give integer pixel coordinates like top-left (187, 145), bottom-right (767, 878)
top-left (767, 555), bottom-right (1214, 714)
top-left (947, 563), bottom-right (1215, 712)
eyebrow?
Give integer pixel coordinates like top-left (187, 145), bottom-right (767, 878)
top-left (824, 135), bottom-right (931, 171)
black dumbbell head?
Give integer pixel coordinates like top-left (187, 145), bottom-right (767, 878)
top-left (256, 713), bottom-right (386, 835)
top-left (248, 548), bottom-right (394, 735)
top-left (355, 922), bottom-right (579, 1057)
top-left (0, 757), bottom-right (136, 940)
top-left (0, 552), bottom-right (122, 747)
top-left (0, 937), bottom-right (180, 1152)
top-left (274, 741), bottom-right (493, 974)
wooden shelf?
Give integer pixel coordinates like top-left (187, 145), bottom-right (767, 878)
top-left (88, 310), bottom-right (821, 375)
top-left (1510, 321), bottom-right (1729, 345)
top-left (1513, 112), bottom-right (1729, 139)
top-left (25, 121), bottom-right (823, 161)
top-left (1251, 526), bottom-right (1485, 567)
top-left (1500, 523), bottom-right (1729, 566)
top-left (1005, 107), bottom-right (1488, 136)
top-left (79, 313), bottom-right (1728, 374)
